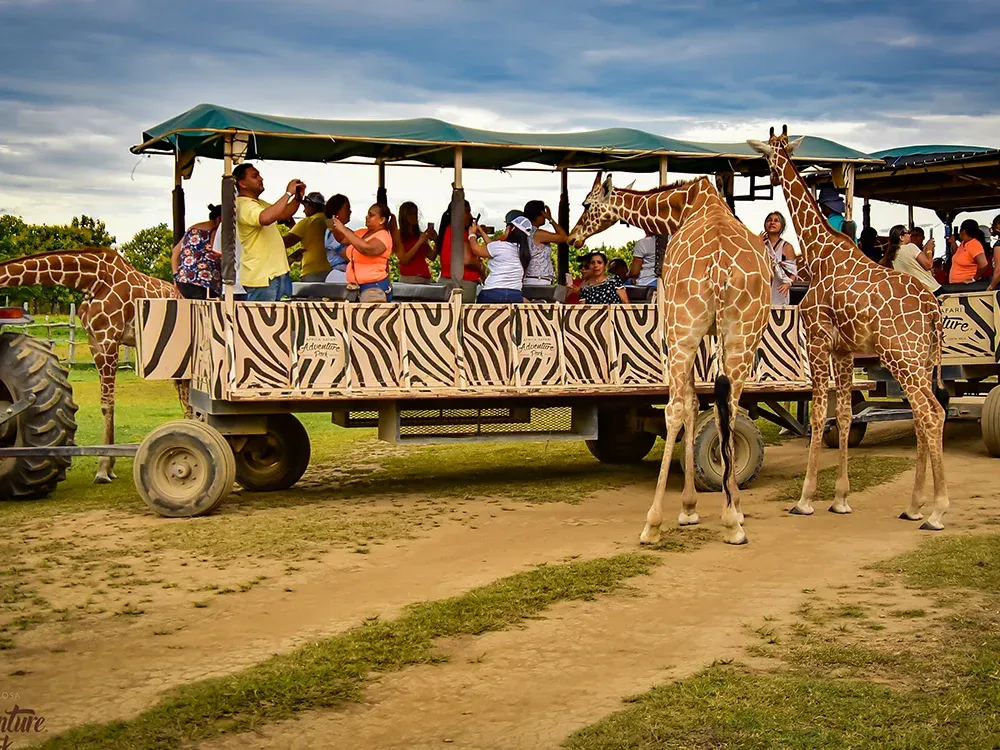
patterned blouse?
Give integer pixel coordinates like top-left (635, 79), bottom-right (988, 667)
top-left (174, 228), bottom-right (222, 294)
top-left (580, 275), bottom-right (626, 304)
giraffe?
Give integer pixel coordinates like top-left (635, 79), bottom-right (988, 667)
top-left (748, 126), bottom-right (948, 529)
top-left (568, 174), bottom-right (771, 545)
top-left (0, 248), bottom-right (191, 484)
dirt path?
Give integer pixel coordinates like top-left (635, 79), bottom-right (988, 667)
top-left (11, 423), bottom-right (999, 747)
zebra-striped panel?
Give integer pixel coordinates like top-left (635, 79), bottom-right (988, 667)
top-left (613, 305), bottom-right (663, 384)
top-left (755, 307), bottom-right (803, 381)
top-left (349, 304), bottom-right (401, 388)
top-left (693, 337), bottom-right (717, 383)
top-left (137, 299), bottom-right (193, 380)
top-left (233, 304), bottom-right (292, 389)
top-left (941, 292), bottom-right (998, 363)
top-left (291, 303), bottom-right (349, 390)
top-left (563, 306), bottom-right (610, 384)
top-left (190, 302), bottom-right (227, 398)
top-left (462, 306), bottom-right (513, 386)
top-left (404, 304), bottom-right (457, 388)
top-left (515, 305), bottom-right (562, 386)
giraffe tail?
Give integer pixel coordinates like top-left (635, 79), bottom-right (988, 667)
top-left (714, 373), bottom-right (735, 506)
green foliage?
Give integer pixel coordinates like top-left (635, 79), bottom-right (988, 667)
top-left (120, 223), bottom-right (173, 281)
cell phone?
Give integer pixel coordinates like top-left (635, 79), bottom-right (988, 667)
top-left (427, 222), bottom-right (435, 231)
top-left (474, 213), bottom-right (481, 224)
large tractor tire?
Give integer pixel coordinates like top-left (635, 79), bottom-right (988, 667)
top-left (822, 391), bottom-right (868, 448)
top-left (229, 414), bottom-right (311, 492)
top-left (688, 409), bottom-right (765, 492)
top-left (586, 407), bottom-right (657, 464)
top-left (0, 333), bottom-right (78, 500)
top-left (981, 385), bottom-right (1000, 458)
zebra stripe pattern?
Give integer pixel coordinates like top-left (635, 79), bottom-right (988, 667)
top-left (614, 304), bottom-right (662, 384)
top-left (754, 307), bottom-right (804, 382)
top-left (516, 306), bottom-right (562, 386)
top-left (234, 304), bottom-right (292, 389)
top-left (291, 302), bottom-right (348, 390)
top-left (138, 299), bottom-right (192, 379)
top-left (563, 306), bottom-right (610, 384)
top-left (404, 304), bottom-right (456, 388)
top-left (190, 301), bottom-right (227, 399)
top-left (941, 292), bottom-right (999, 363)
top-left (462, 306), bottom-right (513, 386)
top-left (348, 304), bottom-right (401, 388)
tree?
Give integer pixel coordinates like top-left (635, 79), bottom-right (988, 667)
top-left (121, 223), bottom-right (174, 281)
top-left (71, 215), bottom-right (115, 247)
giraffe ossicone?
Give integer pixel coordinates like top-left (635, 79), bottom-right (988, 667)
top-left (569, 172), bottom-right (772, 545)
top-left (748, 126), bottom-right (949, 529)
top-left (0, 248), bottom-right (192, 484)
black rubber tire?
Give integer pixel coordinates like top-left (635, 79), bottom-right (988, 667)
top-left (823, 421), bottom-right (868, 449)
top-left (0, 334), bottom-right (78, 500)
top-left (981, 385), bottom-right (1000, 458)
top-left (134, 420), bottom-right (236, 517)
top-left (585, 408), bottom-right (656, 464)
top-left (689, 410), bottom-right (765, 492)
top-left (230, 414), bottom-right (311, 492)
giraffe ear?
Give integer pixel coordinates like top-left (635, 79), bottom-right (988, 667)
top-left (601, 174), bottom-right (614, 197)
top-left (624, 179), bottom-right (636, 190)
top-left (592, 171), bottom-right (603, 190)
top-left (787, 136), bottom-right (805, 155)
top-left (769, 126), bottom-right (775, 138)
top-left (782, 124), bottom-right (788, 136)
top-left (747, 139), bottom-right (772, 156)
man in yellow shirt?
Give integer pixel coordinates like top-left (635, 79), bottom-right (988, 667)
top-left (234, 164), bottom-right (305, 301)
top-left (284, 191), bottom-right (332, 282)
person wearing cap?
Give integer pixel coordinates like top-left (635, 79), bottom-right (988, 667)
top-left (521, 200), bottom-right (570, 287)
top-left (284, 190), bottom-right (332, 282)
top-left (817, 185), bottom-right (856, 243)
top-left (468, 213), bottom-right (534, 303)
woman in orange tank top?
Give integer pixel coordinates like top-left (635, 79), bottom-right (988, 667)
top-left (329, 203), bottom-right (396, 301)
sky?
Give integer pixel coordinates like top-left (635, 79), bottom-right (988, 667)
top-left (1, 0), bottom-right (999, 256)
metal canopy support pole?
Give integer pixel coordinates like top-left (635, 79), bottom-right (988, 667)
top-left (907, 204), bottom-right (915, 228)
top-left (172, 156), bottom-right (186, 245)
top-left (654, 156), bottom-right (669, 278)
top-left (862, 197), bottom-right (871, 230)
top-left (449, 147), bottom-right (465, 285)
top-left (658, 155), bottom-right (669, 187)
top-left (843, 164), bottom-right (856, 222)
top-left (557, 168), bottom-right (570, 283)
top-left (221, 134), bottom-right (236, 305)
top-left (377, 160), bottom-right (387, 205)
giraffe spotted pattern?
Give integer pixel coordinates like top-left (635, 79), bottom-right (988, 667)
top-left (748, 126), bottom-right (948, 530)
top-left (0, 248), bottom-right (190, 484)
top-left (569, 174), bottom-right (772, 545)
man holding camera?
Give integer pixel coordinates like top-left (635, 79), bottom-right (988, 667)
top-left (234, 163), bottom-right (305, 301)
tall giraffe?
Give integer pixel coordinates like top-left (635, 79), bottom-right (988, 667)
top-left (568, 174), bottom-right (771, 545)
top-left (748, 126), bottom-right (948, 529)
top-left (0, 249), bottom-right (191, 484)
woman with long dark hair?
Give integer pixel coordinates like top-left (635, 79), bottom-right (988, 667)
top-left (172, 204), bottom-right (223, 299)
top-left (761, 211), bottom-right (796, 305)
top-left (881, 224), bottom-right (940, 294)
top-left (322, 194), bottom-right (351, 282)
top-left (437, 200), bottom-right (481, 302)
top-left (468, 211), bottom-right (532, 303)
top-left (396, 201), bottom-right (437, 284)
top-left (947, 218), bottom-right (989, 288)
top-left (580, 251), bottom-right (629, 304)
top-left (521, 199), bottom-right (569, 287)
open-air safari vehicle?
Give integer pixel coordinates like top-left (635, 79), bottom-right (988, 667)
top-left (114, 103), bottom-right (896, 517)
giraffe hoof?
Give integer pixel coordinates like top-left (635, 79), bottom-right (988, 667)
top-left (93, 475), bottom-right (112, 485)
top-left (725, 532), bottom-right (749, 546)
top-left (789, 505), bottom-right (814, 516)
top-left (898, 511), bottom-right (923, 522)
top-left (639, 525), bottom-right (662, 545)
top-left (828, 504), bottom-right (852, 515)
top-left (919, 520), bottom-right (944, 532)
top-left (677, 512), bottom-right (700, 526)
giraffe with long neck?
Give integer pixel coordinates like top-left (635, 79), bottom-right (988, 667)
top-left (569, 174), bottom-right (771, 545)
top-left (0, 248), bottom-right (191, 484)
top-left (749, 126), bottom-right (948, 529)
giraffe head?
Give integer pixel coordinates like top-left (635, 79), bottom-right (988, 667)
top-left (568, 172), bottom-right (622, 248)
top-left (747, 125), bottom-right (804, 186)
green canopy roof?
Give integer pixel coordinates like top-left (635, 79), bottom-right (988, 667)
top-left (871, 144), bottom-right (995, 159)
top-left (133, 103), bottom-right (881, 174)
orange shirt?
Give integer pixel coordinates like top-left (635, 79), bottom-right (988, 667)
top-left (949, 238), bottom-right (985, 284)
top-left (346, 228), bottom-right (391, 284)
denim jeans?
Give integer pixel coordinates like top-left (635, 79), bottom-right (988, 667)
top-left (245, 273), bottom-right (292, 302)
top-left (477, 287), bottom-right (523, 303)
top-left (359, 278), bottom-right (393, 301)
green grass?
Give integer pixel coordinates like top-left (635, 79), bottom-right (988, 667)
top-left (767, 455), bottom-right (913, 504)
top-left (565, 533), bottom-right (1000, 750)
top-left (34, 553), bottom-right (659, 749)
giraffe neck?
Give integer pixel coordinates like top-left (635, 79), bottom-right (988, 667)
top-left (610, 178), bottom-right (710, 234)
top-left (0, 252), bottom-right (104, 295)
top-left (772, 149), bottom-right (837, 267)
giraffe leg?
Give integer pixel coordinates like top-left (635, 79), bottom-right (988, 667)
top-left (93, 346), bottom-right (120, 484)
top-left (899, 420), bottom-right (929, 522)
top-left (640, 395), bottom-right (686, 545)
top-left (678, 377), bottom-right (700, 526)
top-left (794, 337), bottom-right (833, 516)
top-left (906, 378), bottom-right (949, 531)
top-left (175, 379), bottom-right (194, 419)
top-left (718, 341), bottom-right (757, 545)
top-left (829, 354), bottom-right (854, 515)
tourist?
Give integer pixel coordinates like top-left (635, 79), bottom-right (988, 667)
top-left (629, 230), bottom-right (660, 287)
top-left (172, 204), bottom-right (222, 299)
top-left (329, 203), bottom-right (395, 301)
top-left (947, 219), bottom-right (989, 289)
top-left (608, 258), bottom-right (631, 284)
top-left (580, 251), bottom-right (629, 304)
top-left (284, 191), bottom-right (330, 282)
top-left (437, 200), bottom-right (482, 302)
top-left (566, 255), bottom-right (592, 305)
top-left (881, 224), bottom-right (940, 294)
top-left (817, 186), bottom-right (856, 242)
top-left (396, 201), bottom-right (438, 284)
top-left (470, 212), bottom-right (532, 303)
top-left (522, 200), bottom-right (569, 287)
top-left (761, 211), bottom-right (797, 305)
top-left (987, 216), bottom-right (1000, 291)
top-left (323, 195), bottom-right (352, 282)
top-left (234, 164), bottom-right (301, 301)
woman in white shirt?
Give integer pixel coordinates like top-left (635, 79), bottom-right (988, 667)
top-left (881, 224), bottom-right (940, 294)
top-left (761, 211), bottom-right (797, 305)
top-left (470, 213), bottom-right (533, 303)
